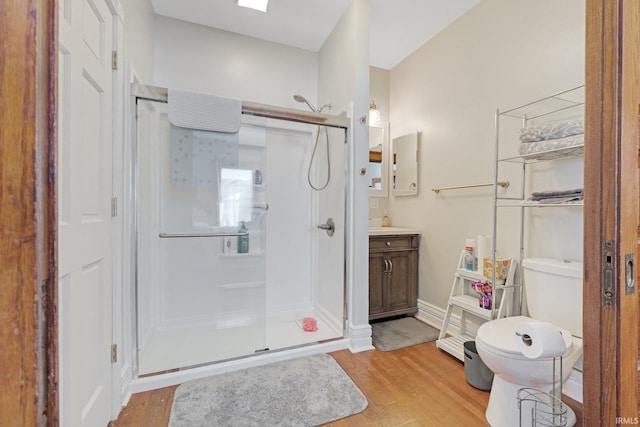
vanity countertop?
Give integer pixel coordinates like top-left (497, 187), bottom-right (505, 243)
top-left (368, 226), bottom-right (421, 236)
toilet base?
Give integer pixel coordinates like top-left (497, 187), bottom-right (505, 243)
top-left (486, 376), bottom-right (576, 427)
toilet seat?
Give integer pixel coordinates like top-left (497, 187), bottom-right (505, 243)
top-left (477, 316), bottom-right (573, 355)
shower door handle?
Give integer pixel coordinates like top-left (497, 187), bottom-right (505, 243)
top-left (317, 218), bottom-right (335, 236)
top-left (159, 231), bottom-right (249, 238)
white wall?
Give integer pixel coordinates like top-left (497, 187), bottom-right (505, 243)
top-left (389, 0), bottom-right (585, 311)
top-left (152, 15), bottom-right (318, 109)
top-left (318, 0), bottom-right (371, 351)
top-left (121, 0), bottom-right (155, 82)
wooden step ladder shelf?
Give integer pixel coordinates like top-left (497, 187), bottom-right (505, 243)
top-left (436, 250), bottom-right (518, 361)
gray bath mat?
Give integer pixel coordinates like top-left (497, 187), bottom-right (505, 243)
top-left (168, 353), bottom-right (368, 427)
top-left (372, 317), bottom-right (440, 351)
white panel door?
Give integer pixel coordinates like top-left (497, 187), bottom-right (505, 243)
top-left (58, 0), bottom-right (114, 425)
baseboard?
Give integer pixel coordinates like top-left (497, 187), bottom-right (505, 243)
top-left (348, 322), bottom-right (374, 353)
top-left (120, 362), bottom-right (132, 407)
top-left (416, 299), bottom-right (479, 336)
top-left (416, 298), bottom-right (583, 404)
top-left (564, 369), bottom-right (583, 403)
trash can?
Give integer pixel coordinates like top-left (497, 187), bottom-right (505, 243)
top-left (463, 341), bottom-right (494, 391)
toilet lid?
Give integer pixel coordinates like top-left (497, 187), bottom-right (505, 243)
top-left (477, 316), bottom-right (573, 355)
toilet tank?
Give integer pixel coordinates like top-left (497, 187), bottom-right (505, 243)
top-left (522, 258), bottom-right (583, 337)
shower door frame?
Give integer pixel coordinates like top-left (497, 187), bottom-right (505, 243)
top-left (130, 83), bottom-right (351, 376)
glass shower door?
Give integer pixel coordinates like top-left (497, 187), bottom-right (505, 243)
top-left (136, 99), bottom-right (267, 375)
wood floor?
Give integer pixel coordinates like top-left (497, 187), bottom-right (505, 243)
top-left (109, 341), bottom-right (583, 426)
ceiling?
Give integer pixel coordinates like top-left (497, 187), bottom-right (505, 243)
top-left (150, 0), bottom-right (480, 70)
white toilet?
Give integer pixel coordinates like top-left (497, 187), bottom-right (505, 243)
top-left (475, 258), bottom-right (583, 427)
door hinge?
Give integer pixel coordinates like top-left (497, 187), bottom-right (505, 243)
top-left (112, 50), bottom-right (118, 70)
top-left (602, 240), bottom-right (616, 307)
top-left (111, 197), bottom-right (118, 217)
top-left (111, 344), bottom-right (117, 363)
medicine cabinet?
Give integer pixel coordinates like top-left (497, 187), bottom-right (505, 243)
top-left (392, 131), bottom-right (419, 196)
top-left (368, 121), bottom-right (389, 197)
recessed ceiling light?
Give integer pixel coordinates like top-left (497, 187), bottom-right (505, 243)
top-left (237, 0), bottom-right (269, 13)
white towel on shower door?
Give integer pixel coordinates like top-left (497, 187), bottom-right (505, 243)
top-left (168, 88), bottom-right (242, 133)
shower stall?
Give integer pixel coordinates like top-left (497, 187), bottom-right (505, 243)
top-left (132, 84), bottom-right (349, 375)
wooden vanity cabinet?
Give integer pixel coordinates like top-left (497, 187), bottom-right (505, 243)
top-left (368, 234), bottom-right (419, 320)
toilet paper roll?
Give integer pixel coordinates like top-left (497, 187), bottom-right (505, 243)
top-left (476, 235), bottom-right (491, 273)
top-left (513, 321), bottom-right (567, 359)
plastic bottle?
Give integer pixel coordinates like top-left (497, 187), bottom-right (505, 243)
top-left (238, 221), bottom-right (249, 254)
top-left (465, 238), bottom-right (475, 271)
top-left (382, 211), bottom-right (391, 227)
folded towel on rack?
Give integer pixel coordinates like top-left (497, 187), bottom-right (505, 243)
top-left (528, 188), bottom-right (583, 203)
top-left (519, 118), bottom-right (584, 143)
top-left (530, 188), bottom-right (583, 199)
top-left (518, 134), bottom-right (584, 160)
top-left (168, 88), bottom-right (242, 133)
top-left (526, 196), bottom-right (584, 204)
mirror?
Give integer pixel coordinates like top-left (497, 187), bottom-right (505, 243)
top-left (368, 121), bottom-right (389, 197)
top-left (392, 131), bottom-right (419, 196)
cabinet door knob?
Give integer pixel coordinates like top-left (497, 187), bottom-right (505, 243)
top-left (386, 241), bottom-right (391, 247)
top-left (383, 259), bottom-right (389, 273)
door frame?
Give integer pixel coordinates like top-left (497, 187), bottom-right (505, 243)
top-left (0, 0), bottom-right (57, 425)
top-left (583, 0), bottom-right (639, 424)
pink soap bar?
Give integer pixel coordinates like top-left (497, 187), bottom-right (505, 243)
top-left (302, 317), bottom-right (318, 332)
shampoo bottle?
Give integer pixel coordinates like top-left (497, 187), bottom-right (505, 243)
top-left (238, 221), bottom-right (249, 254)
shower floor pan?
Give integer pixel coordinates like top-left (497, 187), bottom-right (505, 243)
top-left (138, 311), bottom-right (343, 375)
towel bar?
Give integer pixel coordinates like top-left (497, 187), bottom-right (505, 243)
top-left (432, 181), bottom-right (509, 194)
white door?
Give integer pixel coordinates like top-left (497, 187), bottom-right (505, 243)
top-left (58, 0), bottom-right (114, 425)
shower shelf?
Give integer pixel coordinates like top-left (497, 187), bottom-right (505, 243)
top-left (220, 250), bottom-right (264, 258)
top-left (219, 281), bottom-right (265, 290)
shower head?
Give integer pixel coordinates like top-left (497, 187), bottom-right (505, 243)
top-left (293, 94), bottom-right (317, 112)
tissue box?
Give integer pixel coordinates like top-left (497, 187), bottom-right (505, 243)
top-left (483, 258), bottom-right (510, 280)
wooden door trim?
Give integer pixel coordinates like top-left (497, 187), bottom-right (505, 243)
top-left (47, 4), bottom-right (60, 423)
top-left (584, 0), bottom-right (639, 424)
top-left (583, 2), bottom-right (613, 424)
top-left (0, 0), bottom-right (57, 425)
top-left (617, 0), bottom-right (640, 420)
